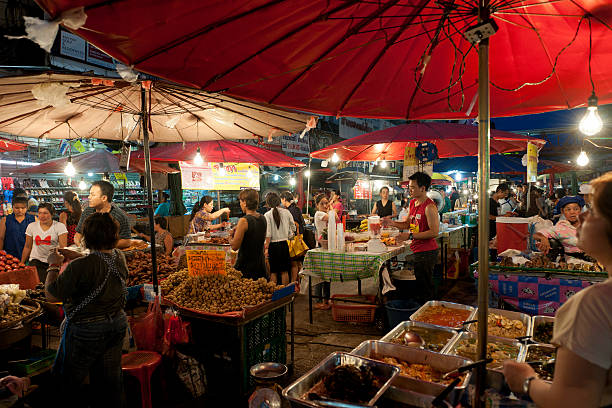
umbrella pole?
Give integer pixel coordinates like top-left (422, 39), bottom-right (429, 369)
top-left (141, 86), bottom-right (159, 294)
top-left (474, 5), bottom-right (491, 407)
top-left (306, 158), bottom-right (311, 214)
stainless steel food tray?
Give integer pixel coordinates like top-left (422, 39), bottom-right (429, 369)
top-left (383, 387), bottom-right (453, 408)
top-left (444, 331), bottom-right (525, 392)
top-left (410, 301), bottom-right (476, 330)
top-left (282, 352), bottom-right (399, 407)
top-left (350, 340), bottom-right (472, 406)
top-left (531, 315), bottom-right (555, 344)
top-left (380, 320), bottom-right (458, 353)
top-left (521, 343), bottom-right (557, 383)
top-left (468, 308), bottom-right (532, 340)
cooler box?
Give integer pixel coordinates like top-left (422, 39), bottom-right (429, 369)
top-left (496, 217), bottom-right (529, 253)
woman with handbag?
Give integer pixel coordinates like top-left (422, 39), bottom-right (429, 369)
top-left (45, 212), bottom-right (128, 408)
top-left (281, 192), bottom-right (307, 284)
top-left (264, 192), bottom-right (296, 285)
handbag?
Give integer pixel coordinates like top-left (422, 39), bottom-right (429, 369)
top-left (287, 234), bottom-right (309, 258)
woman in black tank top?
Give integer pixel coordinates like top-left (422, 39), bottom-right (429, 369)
top-left (230, 189), bottom-right (267, 280)
top-left (371, 186), bottom-right (398, 218)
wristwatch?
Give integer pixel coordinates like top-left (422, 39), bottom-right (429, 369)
top-left (409, 232), bottom-right (414, 240)
top-left (522, 375), bottom-right (536, 396)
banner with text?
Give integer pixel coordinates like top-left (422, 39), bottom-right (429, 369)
top-left (527, 142), bottom-right (538, 183)
top-left (179, 162), bottom-right (260, 190)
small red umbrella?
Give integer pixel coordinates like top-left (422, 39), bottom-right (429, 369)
top-left (310, 122), bottom-right (545, 161)
top-left (132, 140), bottom-right (305, 167)
top-left (0, 137), bottom-right (28, 153)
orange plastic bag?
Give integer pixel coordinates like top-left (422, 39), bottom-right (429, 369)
top-left (128, 296), bottom-right (164, 352)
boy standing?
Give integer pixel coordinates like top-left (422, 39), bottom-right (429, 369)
top-left (0, 197), bottom-right (36, 259)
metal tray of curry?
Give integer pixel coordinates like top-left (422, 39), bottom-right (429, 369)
top-left (380, 321), bottom-right (458, 353)
top-left (410, 301), bottom-right (476, 330)
top-left (467, 308), bottom-right (531, 340)
top-left (531, 315), bottom-right (555, 344)
top-left (350, 340), bottom-right (472, 406)
top-left (444, 332), bottom-right (524, 371)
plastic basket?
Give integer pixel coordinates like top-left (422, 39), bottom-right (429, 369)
top-left (330, 294), bottom-right (377, 323)
top-left (9, 349), bottom-right (56, 375)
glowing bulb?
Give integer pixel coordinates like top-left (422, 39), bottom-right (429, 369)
top-left (289, 177), bottom-right (296, 186)
top-left (473, 194), bottom-right (478, 200)
top-left (78, 179), bottom-right (87, 190)
top-left (218, 163), bottom-right (225, 176)
top-left (579, 94), bottom-right (603, 136)
top-left (274, 174), bottom-right (279, 181)
top-left (454, 172), bottom-right (462, 182)
top-left (64, 158), bottom-right (76, 177)
top-left (576, 151), bottom-right (589, 167)
top-left (379, 160), bottom-right (387, 168)
top-left (536, 181), bottom-right (542, 186)
top-left (462, 189), bottom-right (468, 195)
top-left (304, 169), bottom-right (311, 178)
top-left (331, 151), bottom-right (339, 163)
top-left (87, 172), bottom-right (93, 177)
top-left (193, 147), bottom-right (204, 166)
top-left (89, 147), bottom-right (95, 151)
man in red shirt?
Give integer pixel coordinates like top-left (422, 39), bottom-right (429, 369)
top-left (385, 172), bottom-right (439, 301)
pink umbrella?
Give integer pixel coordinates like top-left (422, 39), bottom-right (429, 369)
top-left (311, 122), bottom-right (545, 161)
top-left (132, 140), bottom-right (305, 167)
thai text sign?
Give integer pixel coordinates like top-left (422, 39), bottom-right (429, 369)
top-left (186, 250), bottom-right (226, 276)
top-left (527, 142), bottom-right (538, 183)
top-left (180, 162), bottom-right (259, 190)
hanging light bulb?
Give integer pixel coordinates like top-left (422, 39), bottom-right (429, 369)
top-left (579, 93), bottom-right (603, 136)
top-left (462, 189), bottom-right (468, 195)
top-left (64, 156), bottom-right (76, 177)
top-left (331, 151), bottom-right (339, 163)
top-left (193, 147), bottom-right (204, 166)
top-left (576, 151), bottom-right (590, 166)
top-left (78, 178), bottom-right (87, 190)
top-left (289, 177), bottom-right (296, 186)
top-left (87, 172), bottom-right (93, 177)
top-left (473, 194), bottom-right (478, 200)
top-left (454, 172), bottom-right (462, 182)
top-left (274, 174), bottom-right (279, 181)
top-left (304, 169), bottom-right (311, 178)
top-left (218, 163), bottom-right (226, 176)
top-left (379, 160), bottom-right (387, 168)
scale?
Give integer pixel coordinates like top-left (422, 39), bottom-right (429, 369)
top-left (366, 215), bottom-right (387, 253)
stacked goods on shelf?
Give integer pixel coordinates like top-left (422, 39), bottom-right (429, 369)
top-left (161, 264), bottom-right (280, 314)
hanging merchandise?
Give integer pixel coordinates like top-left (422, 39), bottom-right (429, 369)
top-left (415, 142), bottom-right (438, 162)
top-left (526, 142), bottom-right (538, 183)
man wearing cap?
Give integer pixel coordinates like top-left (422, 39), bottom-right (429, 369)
top-left (534, 196), bottom-right (586, 258)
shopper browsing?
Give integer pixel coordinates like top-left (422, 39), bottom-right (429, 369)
top-left (264, 192), bottom-right (296, 285)
top-left (503, 172), bottom-right (612, 407)
top-left (45, 213), bottom-right (128, 408)
top-left (230, 189), bottom-right (267, 280)
top-left (188, 196), bottom-right (230, 234)
top-left (313, 194), bottom-right (333, 310)
top-left (384, 172), bottom-right (439, 302)
top-left (21, 203), bottom-right (67, 282)
top-left (280, 191), bottom-right (306, 284)
top-left (0, 196), bottom-right (35, 260)
top-left (59, 191), bottom-right (81, 246)
top-left (74, 181), bottom-right (132, 249)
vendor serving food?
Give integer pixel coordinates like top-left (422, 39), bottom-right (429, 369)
top-left (503, 172), bottom-right (612, 407)
top-left (533, 196), bottom-right (585, 258)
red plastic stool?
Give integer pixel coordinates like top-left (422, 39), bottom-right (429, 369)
top-left (121, 351), bottom-right (162, 408)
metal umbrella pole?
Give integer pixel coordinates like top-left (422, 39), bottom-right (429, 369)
top-left (474, 2), bottom-right (491, 406)
top-left (141, 85), bottom-right (159, 294)
top-left (306, 157), bottom-right (312, 214)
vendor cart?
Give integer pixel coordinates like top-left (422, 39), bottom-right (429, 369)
top-left (170, 293), bottom-right (295, 398)
top-left (471, 261), bottom-right (607, 316)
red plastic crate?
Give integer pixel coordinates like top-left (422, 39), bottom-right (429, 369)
top-left (330, 294), bottom-right (377, 323)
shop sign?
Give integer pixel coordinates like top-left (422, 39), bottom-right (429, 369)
top-left (179, 162), bottom-right (260, 190)
top-left (186, 250), bottom-right (226, 276)
top-left (281, 133), bottom-right (310, 157)
top-left (527, 142), bottom-right (538, 183)
top-left (86, 44), bottom-right (115, 69)
top-left (354, 180), bottom-right (372, 199)
top-left (339, 117), bottom-right (395, 139)
top-left (60, 30), bottom-right (86, 60)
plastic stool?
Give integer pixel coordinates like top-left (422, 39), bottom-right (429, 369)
top-left (121, 351), bottom-right (162, 408)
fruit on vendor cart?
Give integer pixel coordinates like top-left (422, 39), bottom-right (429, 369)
top-left (162, 264), bottom-right (281, 314)
top-left (0, 250), bottom-right (26, 273)
top-left (126, 251), bottom-right (175, 286)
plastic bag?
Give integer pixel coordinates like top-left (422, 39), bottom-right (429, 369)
top-left (128, 296), bottom-right (164, 352)
top-left (164, 309), bottom-right (190, 346)
top-left (175, 351), bottom-right (207, 398)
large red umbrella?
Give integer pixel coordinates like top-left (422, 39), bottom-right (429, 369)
top-left (34, 1), bottom-right (612, 119)
top-left (20, 149), bottom-right (177, 174)
top-left (132, 140), bottom-right (305, 167)
top-left (311, 122), bottom-right (545, 161)
top-left (0, 137), bottom-right (27, 152)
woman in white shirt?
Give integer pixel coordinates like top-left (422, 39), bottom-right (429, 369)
top-left (503, 172), bottom-right (612, 407)
top-left (264, 192), bottom-right (296, 285)
top-left (313, 194), bottom-right (333, 309)
top-left (21, 203), bottom-right (67, 282)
